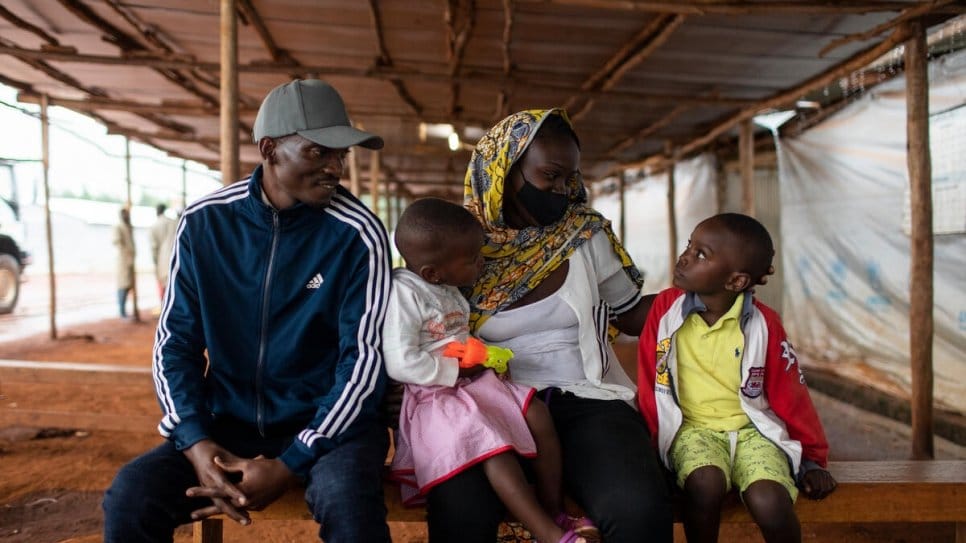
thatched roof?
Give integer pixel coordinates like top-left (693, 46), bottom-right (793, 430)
top-left (1, 1), bottom-right (962, 198)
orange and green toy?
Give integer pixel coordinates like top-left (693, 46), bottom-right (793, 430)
top-left (442, 337), bottom-right (514, 374)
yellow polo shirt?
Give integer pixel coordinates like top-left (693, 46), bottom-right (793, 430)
top-left (675, 293), bottom-right (750, 431)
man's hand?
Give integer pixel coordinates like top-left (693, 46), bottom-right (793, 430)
top-left (801, 468), bottom-right (837, 500)
top-left (213, 455), bottom-right (298, 511)
top-left (183, 439), bottom-right (251, 525)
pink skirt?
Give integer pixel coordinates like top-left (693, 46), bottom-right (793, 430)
top-left (390, 370), bottom-right (537, 505)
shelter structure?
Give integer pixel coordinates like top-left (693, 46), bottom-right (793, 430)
top-left (1, 1), bottom-right (964, 459)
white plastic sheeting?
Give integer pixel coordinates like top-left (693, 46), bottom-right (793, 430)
top-left (594, 153), bottom-right (718, 290)
top-left (778, 48), bottom-right (966, 413)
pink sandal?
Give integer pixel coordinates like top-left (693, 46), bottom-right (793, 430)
top-left (555, 513), bottom-right (601, 543)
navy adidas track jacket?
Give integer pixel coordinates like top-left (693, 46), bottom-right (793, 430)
top-left (152, 166), bottom-right (391, 476)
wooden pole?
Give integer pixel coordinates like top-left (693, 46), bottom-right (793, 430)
top-left (125, 139), bottom-right (140, 323)
top-left (181, 159), bottom-right (188, 209)
top-left (666, 141), bottom-right (678, 283)
top-left (383, 174), bottom-right (393, 229)
top-left (618, 172), bottom-right (626, 243)
top-left (370, 150), bottom-right (381, 220)
top-left (904, 18), bottom-right (934, 460)
top-left (348, 148), bottom-right (360, 197)
top-left (220, 0), bottom-right (239, 185)
top-left (739, 119), bottom-right (755, 216)
top-left (39, 94), bottom-right (57, 340)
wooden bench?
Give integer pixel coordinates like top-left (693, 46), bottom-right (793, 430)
top-left (193, 460), bottom-right (966, 543)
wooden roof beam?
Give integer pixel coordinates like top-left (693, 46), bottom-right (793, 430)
top-left (515, 1), bottom-right (966, 16)
top-left (58, 0), bottom-right (222, 109)
top-left (0, 4), bottom-right (61, 46)
top-left (567, 13), bottom-right (684, 121)
top-left (235, 0), bottom-right (296, 67)
top-left (0, 37), bottom-right (194, 137)
top-left (614, 24), bottom-right (913, 175)
top-left (606, 103), bottom-right (690, 156)
top-left (366, 0), bottom-right (423, 115)
top-left (445, 0), bottom-right (476, 118)
top-left (0, 44), bottom-right (757, 108)
top-left (495, 0), bottom-right (515, 120)
top-left (819, 0), bottom-right (957, 57)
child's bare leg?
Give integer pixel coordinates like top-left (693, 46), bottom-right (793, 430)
top-left (524, 398), bottom-right (563, 514)
top-left (682, 465), bottom-right (729, 543)
top-left (482, 452), bottom-right (571, 543)
top-left (742, 480), bottom-right (801, 543)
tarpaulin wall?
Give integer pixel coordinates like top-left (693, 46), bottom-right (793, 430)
top-left (778, 48), bottom-right (966, 414)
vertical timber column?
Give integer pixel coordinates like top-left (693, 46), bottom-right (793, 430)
top-left (125, 139), bottom-right (140, 322)
top-left (40, 95), bottom-right (57, 339)
top-left (348, 148), bottom-right (360, 197)
top-left (739, 119), bottom-right (755, 217)
top-left (370, 150), bottom-right (381, 221)
top-left (181, 159), bottom-right (188, 209)
top-left (905, 19), bottom-right (934, 460)
top-left (618, 172), bottom-right (626, 243)
top-left (383, 171), bottom-right (392, 229)
top-left (220, 0), bottom-right (239, 185)
top-left (666, 141), bottom-right (678, 283)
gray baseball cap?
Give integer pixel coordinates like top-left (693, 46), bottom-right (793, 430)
top-left (252, 79), bottom-right (384, 150)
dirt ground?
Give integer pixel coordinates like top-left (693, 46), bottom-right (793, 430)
top-left (0, 317), bottom-right (428, 543)
top-left (0, 316), bottom-right (963, 542)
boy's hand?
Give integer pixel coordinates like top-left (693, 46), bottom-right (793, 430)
top-left (801, 468), bottom-right (837, 499)
top-left (183, 439), bottom-right (251, 525)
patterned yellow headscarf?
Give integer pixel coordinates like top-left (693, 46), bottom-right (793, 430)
top-left (464, 108), bottom-right (642, 332)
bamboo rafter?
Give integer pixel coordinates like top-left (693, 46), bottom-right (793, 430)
top-left (495, 0), bottom-right (515, 120)
top-left (819, 0), bottom-right (957, 57)
top-left (567, 13), bottom-right (685, 121)
top-left (445, 0), bottom-right (476, 117)
top-left (614, 23), bottom-right (914, 176)
top-left (515, 0), bottom-right (965, 16)
top-left (367, 0), bottom-right (424, 115)
top-left (0, 4), bottom-right (61, 46)
top-left (0, 36), bottom-right (194, 138)
top-left (0, 44), bottom-right (758, 108)
top-left (57, 0), bottom-right (222, 112)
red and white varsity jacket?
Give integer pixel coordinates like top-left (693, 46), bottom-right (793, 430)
top-left (637, 288), bottom-right (829, 479)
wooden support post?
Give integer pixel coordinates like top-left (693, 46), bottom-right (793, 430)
top-left (124, 139), bottom-right (140, 323)
top-left (181, 159), bottom-right (188, 209)
top-left (370, 150), bottom-right (381, 219)
top-left (383, 170), bottom-right (392, 229)
top-left (220, 0), bottom-right (239, 185)
top-left (904, 19), bottom-right (934, 460)
top-left (348, 148), bottom-right (360, 197)
top-left (39, 94), bottom-right (57, 340)
top-left (666, 141), bottom-right (678, 282)
top-left (618, 172), bottom-right (626, 242)
top-left (739, 119), bottom-right (755, 217)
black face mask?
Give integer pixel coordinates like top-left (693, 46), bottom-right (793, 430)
top-left (515, 177), bottom-right (569, 226)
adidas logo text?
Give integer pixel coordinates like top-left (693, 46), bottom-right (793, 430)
top-left (306, 273), bottom-right (324, 289)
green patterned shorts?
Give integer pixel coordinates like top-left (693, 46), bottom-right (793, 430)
top-left (669, 422), bottom-right (798, 501)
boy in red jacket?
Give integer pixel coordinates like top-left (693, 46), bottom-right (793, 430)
top-left (637, 213), bottom-right (836, 543)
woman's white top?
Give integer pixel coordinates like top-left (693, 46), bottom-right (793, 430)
top-left (478, 230), bottom-right (643, 402)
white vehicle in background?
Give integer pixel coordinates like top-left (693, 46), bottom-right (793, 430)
top-left (0, 163), bottom-right (29, 314)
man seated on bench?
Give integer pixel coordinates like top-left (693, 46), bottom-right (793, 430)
top-left (102, 79), bottom-right (393, 543)
top-left (637, 213), bottom-right (837, 543)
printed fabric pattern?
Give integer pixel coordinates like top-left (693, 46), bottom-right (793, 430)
top-left (462, 108), bottom-right (642, 332)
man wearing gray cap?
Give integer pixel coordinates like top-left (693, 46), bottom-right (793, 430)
top-left (104, 79), bottom-right (393, 542)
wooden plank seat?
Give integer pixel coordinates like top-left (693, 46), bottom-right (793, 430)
top-left (193, 460), bottom-right (966, 542)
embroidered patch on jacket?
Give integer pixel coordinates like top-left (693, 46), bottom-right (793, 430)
top-left (741, 367), bottom-right (765, 398)
top-left (656, 337), bottom-right (671, 386)
top-left (306, 273), bottom-right (324, 289)
top-left (781, 340), bottom-right (806, 384)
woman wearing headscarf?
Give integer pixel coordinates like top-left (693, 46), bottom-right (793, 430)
top-left (424, 109), bottom-right (672, 543)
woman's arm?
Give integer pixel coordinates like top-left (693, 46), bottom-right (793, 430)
top-left (611, 293), bottom-right (655, 337)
